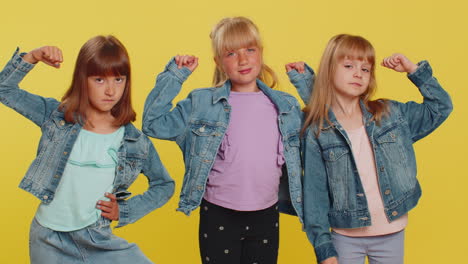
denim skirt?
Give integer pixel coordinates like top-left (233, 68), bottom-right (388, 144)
top-left (29, 217), bottom-right (153, 264)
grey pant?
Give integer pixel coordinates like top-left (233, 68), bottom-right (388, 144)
top-left (29, 217), bottom-right (153, 264)
top-left (331, 230), bottom-right (405, 264)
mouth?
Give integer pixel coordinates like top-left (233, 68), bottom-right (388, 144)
top-left (349, 82), bottom-right (362, 87)
top-left (238, 68), bottom-right (252, 74)
top-left (103, 99), bottom-right (115, 103)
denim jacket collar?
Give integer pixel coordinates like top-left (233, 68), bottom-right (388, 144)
top-left (49, 109), bottom-right (141, 142)
top-left (212, 79), bottom-right (294, 114)
top-left (123, 123), bottom-right (142, 142)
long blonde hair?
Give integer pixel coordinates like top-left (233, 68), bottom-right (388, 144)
top-left (210, 16), bottom-right (278, 88)
top-left (302, 34), bottom-right (389, 135)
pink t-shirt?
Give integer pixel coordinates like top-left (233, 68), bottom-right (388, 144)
top-left (333, 126), bottom-right (408, 237)
top-left (203, 91), bottom-right (285, 211)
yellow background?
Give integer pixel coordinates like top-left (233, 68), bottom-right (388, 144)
top-left (0, 0), bottom-right (466, 263)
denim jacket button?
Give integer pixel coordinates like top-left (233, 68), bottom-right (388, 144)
top-left (380, 166), bottom-right (385, 172)
top-left (118, 166), bottom-right (123, 171)
top-left (199, 126), bottom-right (205, 133)
top-left (384, 189), bottom-right (391, 195)
top-left (197, 185), bottom-right (203, 191)
top-left (392, 211), bottom-right (398, 216)
top-left (59, 120), bottom-right (65, 126)
top-left (296, 197), bottom-right (301, 202)
top-left (63, 151), bottom-right (68, 155)
top-left (54, 174), bottom-right (59, 179)
top-left (43, 195), bottom-right (48, 200)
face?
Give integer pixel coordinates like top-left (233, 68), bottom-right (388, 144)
top-left (333, 57), bottom-right (372, 100)
top-left (219, 46), bottom-right (262, 91)
top-left (87, 75), bottom-right (126, 115)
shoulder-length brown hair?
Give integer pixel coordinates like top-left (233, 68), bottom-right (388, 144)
top-left (302, 34), bottom-right (389, 135)
top-left (210, 16), bottom-right (278, 88)
top-left (60, 35), bottom-right (136, 126)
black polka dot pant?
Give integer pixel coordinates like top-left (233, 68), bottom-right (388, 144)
top-left (199, 199), bottom-right (279, 264)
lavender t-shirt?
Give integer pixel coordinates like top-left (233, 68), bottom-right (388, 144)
top-left (203, 91), bottom-right (285, 211)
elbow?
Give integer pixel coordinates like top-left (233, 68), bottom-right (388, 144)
top-left (142, 121), bottom-right (157, 138)
top-left (440, 96), bottom-right (454, 121)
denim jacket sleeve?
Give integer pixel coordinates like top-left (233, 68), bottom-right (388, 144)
top-left (287, 63), bottom-right (315, 105)
top-left (302, 129), bottom-right (338, 263)
top-left (0, 48), bottom-right (60, 127)
top-left (142, 58), bottom-right (193, 142)
top-left (116, 137), bottom-right (175, 228)
top-left (397, 61), bottom-right (453, 142)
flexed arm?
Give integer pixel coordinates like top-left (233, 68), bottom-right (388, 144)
top-left (23, 46), bottom-right (63, 68)
top-left (0, 47), bottom-right (63, 127)
top-left (381, 54), bottom-right (453, 142)
top-left (142, 55), bottom-right (198, 142)
top-left (286, 61), bottom-right (315, 104)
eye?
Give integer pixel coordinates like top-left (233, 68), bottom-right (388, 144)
top-left (94, 77), bottom-right (104, 83)
top-left (344, 64), bottom-right (353, 69)
top-left (226, 51), bottom-right (236, 57)
top-left (115, 76), bottom-right (126, 83)
top-left (247, 48), bottom-right (256, 53)
top-left (362, 68), bottom-right (370, 73)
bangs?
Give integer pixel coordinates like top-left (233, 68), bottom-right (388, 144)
top-left (335, 35), bottom-right (375, 64)
top-left (86, 44), bottom-right (130, 77)
top-left (213, 19), bottom-right (262, 56)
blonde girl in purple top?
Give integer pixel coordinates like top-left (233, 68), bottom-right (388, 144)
top-left (143, 17), bottom-right (304, 264)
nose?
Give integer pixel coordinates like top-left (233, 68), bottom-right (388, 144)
top-left (238, 51), bottom-right (248, 65)
top-left (353, 68), bottom-right (362, 78)
top-left (104, 81), bottom-right (115, 96)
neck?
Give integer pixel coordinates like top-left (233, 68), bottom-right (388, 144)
top-left (331, 96), bottom-right (363, 130)
top-left (83, 110), bottom-right (119, 134)
top-left (331, 94), bottom-right (361, 117)
top-left (230, 82), bottom-right (260, 92)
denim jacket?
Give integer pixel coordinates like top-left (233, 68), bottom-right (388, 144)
top-left (288, 61), bottom-right (453, 262)
top-left (142, 58), bottom-right (304, 219)
top-left (0, 49), bottom-right (175, 228)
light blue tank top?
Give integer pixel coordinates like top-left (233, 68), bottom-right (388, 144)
top-left (35, 127), bottom-right (124, 231)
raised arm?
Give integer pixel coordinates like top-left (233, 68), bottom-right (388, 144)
top-left (0, 47), bottom-right (63, 127)
top-left (381, 54), bottom-right (453, 142)
top-left (142, 55), bottom-right (198, 142)
top-left (286, 61), bottom-right (315, 104)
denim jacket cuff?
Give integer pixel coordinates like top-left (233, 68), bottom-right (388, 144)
top-left (165, 57), bottom-right (193, 83)
top-left (11, 47), bottom-right (36, 73)
top-left (407, 60), bottom-right (432, 87)
top-left (314, 242), bottom-right (338, 263)
top-left (287, 63), bottom-right (314, 83)
top-left (115, 199), bottom-right (130, 228)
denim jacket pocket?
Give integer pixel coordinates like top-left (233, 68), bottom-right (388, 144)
top-left (375, 124), bottom-right (416, 191)
top-left (122, 157), bottom-right (143, 184)
top-left (375, 123), bottom-right (409, 166)
top-left (190, 123), bottom-right (220, 157)
top-left (322, 145), bottom-right (351, 210)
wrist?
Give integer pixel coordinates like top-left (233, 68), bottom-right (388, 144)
top-left (407, 63), bottom-right (418, 74)
top-left (23, 52), bottom-right (38, 64)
